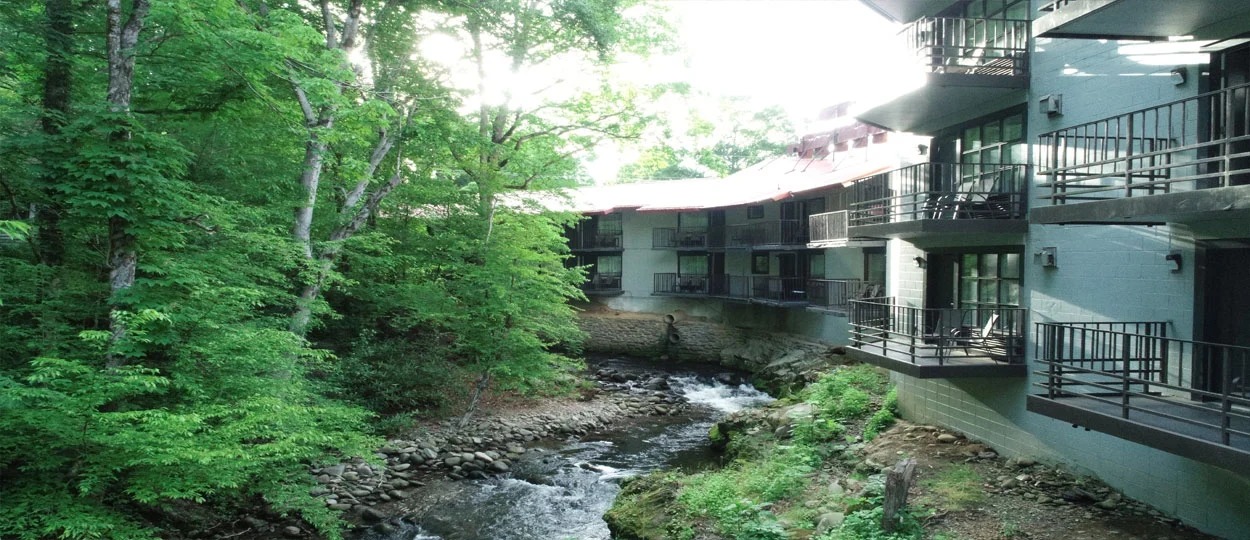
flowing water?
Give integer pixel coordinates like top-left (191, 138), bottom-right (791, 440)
top-left (361, 361), bottom-right (773, 540)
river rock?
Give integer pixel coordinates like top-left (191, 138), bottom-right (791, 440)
top-left (815, 512), bottom-right (845, 534)
top-left (359, 507), bottom-right (387, 523)
top-left (936, 433), bottom-right (959, 443)
top-left (444, 456), bottom-right (462, 467)
top-left (323, 464), bottom-right (346, 476)
top-left (283, 526), bottom-right (303, 537)
top-left (474, 451), bottom-right (494, 463)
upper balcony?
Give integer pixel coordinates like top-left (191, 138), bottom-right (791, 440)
top-left (848, 162), bottom-right (1028, 238)
top-left (807, 279), bottom-right (884, 314)
top-left (1032, 82), bottom-right (1250, 225)
top-left (1033, 0), bottom-right (1250, 41)
top-left (652, 227), bottom-right (718, 250)
top-left (807, 210), bottom-right (887, 249)
top-left (856, 16), bottom-right (1029, 134)
top-left (566, 227), bottom-right (623, 252)
top-left (1029, 322), bottom-right (1249, 475)
top-left (847, 297), bottom-right (1027, 378)
top-left (726, 220), bottom-right (806, 249)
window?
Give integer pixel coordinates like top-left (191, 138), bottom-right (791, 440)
top-left (678, 254), bottom-right (707, 276)
top-left (596, 255), bottom-right (622, 275)
top-left (679, 212), bottom-right (708, 228)
top-left (958, 252), bottom-right (1021, 309)
top-left (747, 205), bottom-right (764, 219)
top-left (597, 213), bottom-right (622, 234)
top-left (752, 253), bottom-right (770, 274)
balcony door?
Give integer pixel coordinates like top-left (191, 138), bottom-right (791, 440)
top-left (1198, 244), bottom-right (1250, 396)
top-left (1214, 44), bottom-right (1250, 186)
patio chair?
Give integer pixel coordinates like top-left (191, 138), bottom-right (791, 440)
top-left (949, 313), bottom-right (1001, 360)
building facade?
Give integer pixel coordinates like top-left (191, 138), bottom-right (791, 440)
top-left (566, 4), bottom-right (1250, 534)
top-left (848, 1), bottom-right (1250, 537)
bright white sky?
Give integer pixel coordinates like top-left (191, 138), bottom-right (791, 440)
top-left (659, 0), bottom-right (910, 125)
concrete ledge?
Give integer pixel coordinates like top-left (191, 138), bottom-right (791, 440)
top-left (1027, 395), bottom-right (1250, 476)
top-left (846, 346), bottom-right (1028, 379)
top-left (848, 218), bottom-right (1028, 240)
top-left (1030, 184), bottom-right (1250, 225)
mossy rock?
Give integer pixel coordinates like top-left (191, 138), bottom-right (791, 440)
top-left (604, 473), bottom-right (682, 540)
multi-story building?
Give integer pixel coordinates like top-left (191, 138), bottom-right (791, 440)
top-left (566, 4), bottom-right (1250, 532)
top-left (563, 105), bottom-right (915, 345)
top-left (845, 1), bottom-right (1250, 537)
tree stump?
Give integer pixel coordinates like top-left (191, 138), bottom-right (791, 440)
top-left (882, 458), bottom-right (917, 532)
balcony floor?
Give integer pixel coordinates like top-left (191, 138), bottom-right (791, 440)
top-left (849, 218), bottom-right (1027, 240)
top-left (1030, 184), bottom-right (1250, 225)
top-left (847, 342), bottom-right (1027, 378)
top-left (1028, 393), bottom-right (1250, 475)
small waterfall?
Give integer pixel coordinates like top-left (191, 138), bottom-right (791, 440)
top-left (367, 366), bottom-right (772, 540)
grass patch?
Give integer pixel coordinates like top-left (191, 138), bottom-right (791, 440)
top-left (919, 464), bottom-right (985, 512)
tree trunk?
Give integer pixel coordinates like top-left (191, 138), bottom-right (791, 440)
top-left (882, 458), bottom-right (917, 533)
top-left (36, 0), bottom-right (74, 266)
top-left (458, 371), bottom-right (492, 429)
top-left (104, 0), bottom-right (150, 368)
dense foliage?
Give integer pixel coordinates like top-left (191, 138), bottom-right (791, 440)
top-left (606, 365), bottom-right (904, 540)
top-left (0, 0), bottom-right (659, 537)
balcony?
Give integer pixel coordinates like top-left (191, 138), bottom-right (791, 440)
top-left (808, 211), bottom-right (886, 248)
top-left (1033, 0), bottom-right (1250, 41)
top-left (847, 297), bottom-right (1027, 378)
top-left (848, 162), bottom-right (1028, 238)
top-left (653, 273), bottom-right (752, 300)
top-left (807, 279), bottom-right (884, 313)
top-left (1029, 322), bottom-right (1250, 475)
top-left (567, 228), bottom-right (622, 251)
top-left (581, 272), bottom-right (623, 296)
top-left (856, 16), bottom-right (1029, 134)
top-left (749, 276), bottom-right (810, 307)
top-left (727, 220), bottom-right (805, 249)
top-left (1033, 82), bottom-right (1250, 225)
top-left (652, 227), bottom-right (709, 250)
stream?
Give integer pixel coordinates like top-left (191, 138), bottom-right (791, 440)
top-left (359, 359), bottom-right (773, 540)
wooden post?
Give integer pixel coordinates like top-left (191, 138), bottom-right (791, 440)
top-left (882, 458), bottom-right (917, 533)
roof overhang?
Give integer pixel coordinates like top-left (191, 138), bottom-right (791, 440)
top-left (855, 74), bottom-right (1027, 134)
top-left (858, 0), bottom-right (953, 22)
top-left (1034, 0), bottom-right (1250, 41)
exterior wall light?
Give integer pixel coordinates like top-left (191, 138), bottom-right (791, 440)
top-left (1166, 251), bottom-right (1183, 272)
top-left (1170, 67), bottom-right (1187, 86)
top-left (913, 256), bottom-right (927, 269)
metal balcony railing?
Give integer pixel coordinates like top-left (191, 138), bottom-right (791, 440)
top-left (808, 211), bottom-right (848, 243)
top-left (726, 220), bottom-right (804, 247)
top-left (567, 226), bottom-right (623, 250)
top-left (1038, 82), bottom-right (1250, 204)
top-left (653, 273), bottom-right (709, 295)
top-left (1034, 322), bottom-right (1250, 448)
top-left (653, 274), bottom-right (752, 299)
top-left (903, 16), bottom-right (1030, 77)
top-left (750, 276), bottom-right (810, 304)
top-left (850, 297), bottom-right (1026, 365)
top-left (849, 162), bottom-right (1026, 226)
top-left (807, 279), bottom-right (884, 311)
top-left (652, 227), bottom-right (709, 249)
top-left (582, 272), bottom-right (622, 293)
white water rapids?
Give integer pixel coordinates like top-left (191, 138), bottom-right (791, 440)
top-left (361, 368), bottom-right (772, 540)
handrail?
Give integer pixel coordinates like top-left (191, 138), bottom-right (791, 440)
top-left (903, 16), bottom-right (1030, 77)
top-left (808, 211), bottom-right (848, 243)
top-left (849, 162), bottom-right (1027, 226)
top-left (726, 219), bottom-right (805, 247)
top-left (652, 227), bottom-right (709, 249)
top-left (582, 272), bottom-right (622, 292)
top-left (850, 297), bottom-right (1027, 365)
top-left (1037, 81), bottom-right (1250, 204)
top-left (1034, 322), bottom-right (1250, 447)
top-left (807, 279), bottom-right (881, 310)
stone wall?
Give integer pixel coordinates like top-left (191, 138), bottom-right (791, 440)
top-left (577, 310), bottom-right (847, 390)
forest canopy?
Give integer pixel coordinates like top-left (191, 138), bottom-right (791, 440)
top-left (0, 0), bottom-right (673, 537)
